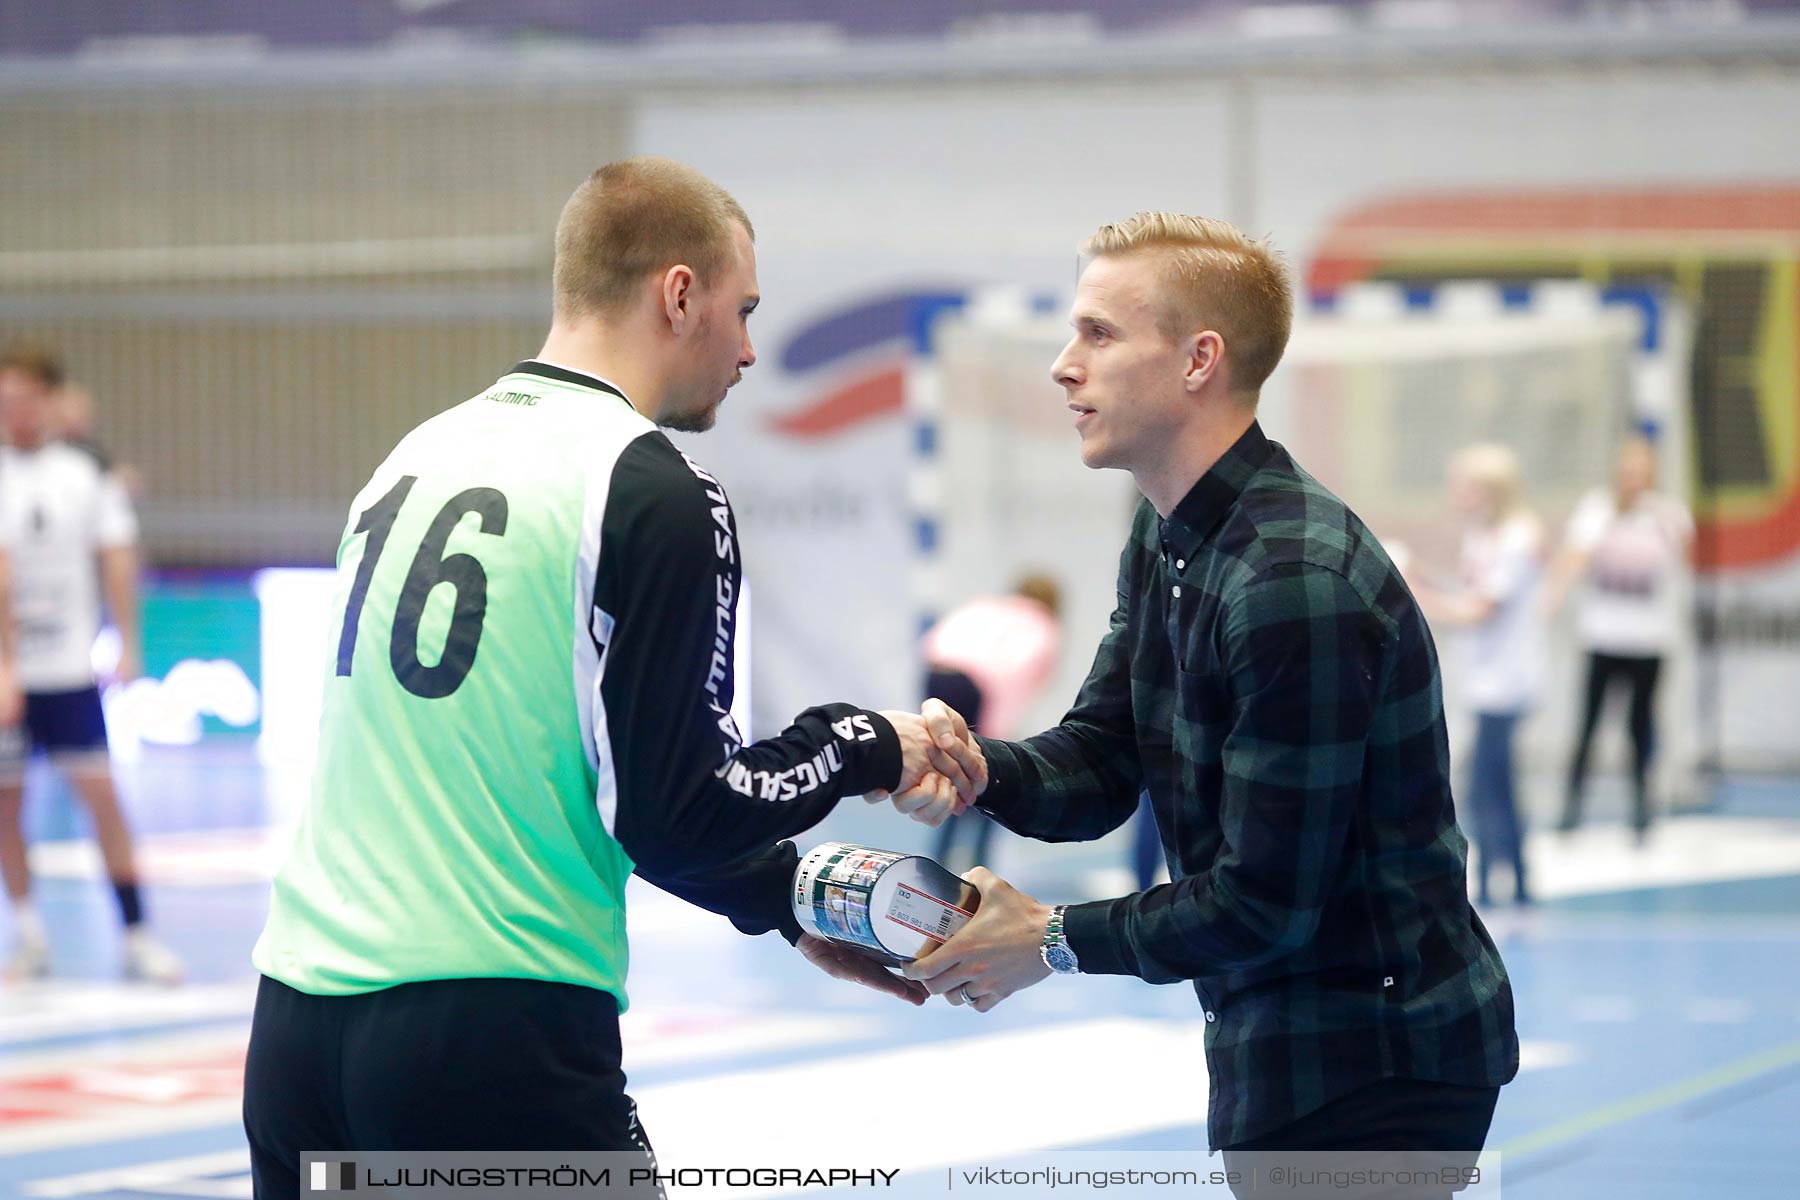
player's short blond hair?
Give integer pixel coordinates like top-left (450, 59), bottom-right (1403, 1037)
top-left (1082, 213), bottom-right (1292, 397)
top-left (1452, 442), bottom-right (1528, 519)
top-left (553, 157), bottom-right (754, 319)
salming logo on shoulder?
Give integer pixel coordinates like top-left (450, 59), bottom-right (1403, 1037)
top-left (485, 389), bottom-right (538, 407)
top-left (679, 452), bottom-right (737, 567)
top-left (680, 452), bottom-right (742, 751)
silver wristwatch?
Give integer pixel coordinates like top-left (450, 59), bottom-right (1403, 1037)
top-left (1040, 905), bottom-right (1080, 974)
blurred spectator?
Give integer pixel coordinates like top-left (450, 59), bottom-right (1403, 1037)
top-left (49, 381), bottom-right (109, 468)
top-left (50, 380), bottom-right (143, 500)
top-left (1547, 434), bottom-right (1693, 840)
top-left (0, 341), bottom-right (182, 984)
top-left (1416, 445), bottom-right (1545, 908)
top-left (1130, 792), bottom-right (1162, 893)
top-left (920, 574), bottom-right (1062, 873)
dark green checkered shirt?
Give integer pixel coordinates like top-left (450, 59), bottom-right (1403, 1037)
top-left (975, 421), bottom-right (1518, 1150)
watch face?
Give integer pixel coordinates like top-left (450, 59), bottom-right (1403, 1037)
top-left (1045, 943), bottom-right (1079, 974)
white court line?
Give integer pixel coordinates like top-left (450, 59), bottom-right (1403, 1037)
top-left (622, 1010), bottom-right (879, 1069)
top-left (132, 1176), bottom-right (253, 1199)
top-left (0, 982), bottom-right (257, 1047)
top-left (1519, 1041), bottom-right (1580, 1071)
top-left (1680, 996), bottom-right (1754, 1024)
top-left (1523, 816), bottom-right (1800, 900)
top-left (0, 1099), bottom-right (245, 1157)
top-left (20, 1151), bottom-right (250, 1199)
top-left (1498, 916), bottom-right (1800, 940)
top-left (1569, 994), bottom-right (1638, 1023)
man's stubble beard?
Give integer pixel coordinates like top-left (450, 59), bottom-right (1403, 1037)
top-left (658, 391), bottom-right (723, 434)
top-left (659, 407), bottom-right (718, 434)
top-left (657, 362), bottom-right (740, 433)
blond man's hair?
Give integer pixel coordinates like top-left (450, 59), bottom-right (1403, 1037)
top-left (1452, 442), bottom-right (1531, 521)
top-left (1082, 213), bottom-right (1292, 397)
top-left (553, 156), bottom-right (754, 319)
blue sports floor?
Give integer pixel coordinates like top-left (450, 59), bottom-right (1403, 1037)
top-left (2, 745), bottom-right (1797, 1198)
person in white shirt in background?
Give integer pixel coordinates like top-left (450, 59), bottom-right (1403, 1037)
top-left (0, 343), bottom-right (183, 984)
top-left (918, 574), bottom-right (1062, 873)
top-left (1415, 444), bottom-right (1546, 908)
top-left (1546, 434), bottom-right (1693, 841)
top-left (49, 379), bottom-right (142, 502)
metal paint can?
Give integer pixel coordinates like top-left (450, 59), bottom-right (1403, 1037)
top-left (791, 841), bottom-right (981, 964)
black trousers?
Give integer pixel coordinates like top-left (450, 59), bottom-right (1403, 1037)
top-left (1563, 651), bottom-right (1663, 831)
top-left (1223, 1077), bottom-right (1499, 1199)
top-left (243, 976), bottom-right (657, 1199)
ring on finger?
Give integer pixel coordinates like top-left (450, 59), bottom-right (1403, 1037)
top-left (957, 983), bottom-right (976, 1005)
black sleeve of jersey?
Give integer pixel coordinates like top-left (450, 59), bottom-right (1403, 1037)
top-left (598, 433), bottom-right (901, 935)
top-left (646, 841), bottom-right (805, 944)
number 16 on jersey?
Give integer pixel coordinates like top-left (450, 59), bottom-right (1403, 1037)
top-left (334, 475), bottom-right (510, 700)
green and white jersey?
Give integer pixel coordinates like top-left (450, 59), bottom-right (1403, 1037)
top-left (252, 361), bottom-right (901, 1004)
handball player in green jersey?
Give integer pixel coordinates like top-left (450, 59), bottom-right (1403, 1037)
top-left (244, 158), bottom-right (985, 1193)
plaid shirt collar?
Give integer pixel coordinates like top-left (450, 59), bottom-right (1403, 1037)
top-left (1159, 420), bottom-right (1276, 562)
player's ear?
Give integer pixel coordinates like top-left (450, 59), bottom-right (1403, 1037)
top-left (662, 265), bottom-right (696, 334)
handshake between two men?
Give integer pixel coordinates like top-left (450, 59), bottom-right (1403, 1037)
top-left (795, 698), bottom-right (1057, 1018)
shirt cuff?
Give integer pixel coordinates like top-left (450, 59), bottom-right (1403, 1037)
top-left (771, 904), bottom-right (805, 946)
top-left (1062, 897), bottom-right (1136, 977)
top-left (758, 840), bottom-right (807, 945)
top-left (848, 708), bottom-right (903, 794)
top-left (971, 734), bottom-right (1021, 814)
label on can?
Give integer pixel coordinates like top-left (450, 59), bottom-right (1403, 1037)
top-left (816, 883), bottom-right (877, 950)
top-left (795, 843), bottom-right (904, 956)
top-left (824, 848), bottom-right (897, 890)
top-left (794, 841), bottom-right (982, 963)
top-left (884, 881), bottom-right (974, 946)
